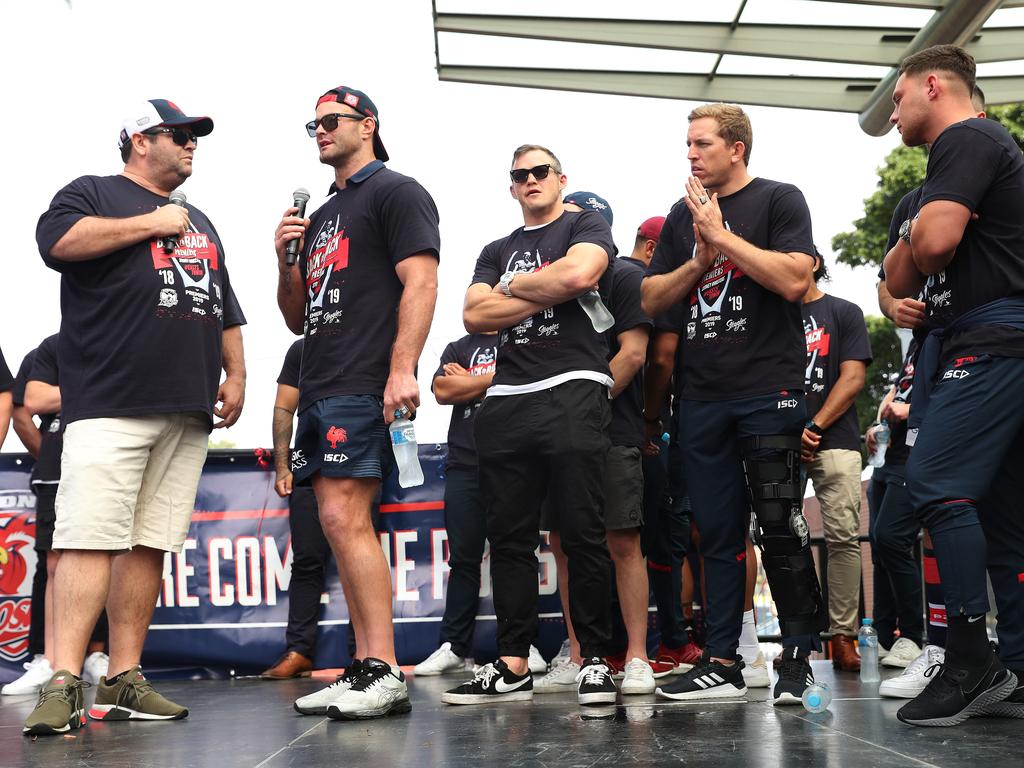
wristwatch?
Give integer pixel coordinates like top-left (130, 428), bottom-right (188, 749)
top-left (806, 421), bottom-right (824, 436)
top-left (499, 271), bottom-right (516, 297)
top-left (899, 218), bottom-right (913, 245)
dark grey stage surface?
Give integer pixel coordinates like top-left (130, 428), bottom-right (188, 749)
top-left (1, 661), bottom-right (1017, 768)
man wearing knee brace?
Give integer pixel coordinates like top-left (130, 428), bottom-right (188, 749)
top-left (642, 102), bottom-right (826, 705)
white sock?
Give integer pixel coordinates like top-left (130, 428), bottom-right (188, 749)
top-left (738, 609), bottom-right (760, 663)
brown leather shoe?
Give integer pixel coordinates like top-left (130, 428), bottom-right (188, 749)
top-left (831, 634), bottom-right (861, 672)
top-left (260, 651), bottom-right (313, 679)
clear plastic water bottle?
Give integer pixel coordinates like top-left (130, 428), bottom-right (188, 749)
top-left (577, 290), bottom-right (615, 332)
top-left (859, 618), bottom-right (881, 683)
top-left (389, 417), bottom-right (424, 488)
top-left (868, 420), bottom-right (890, 468)
top-left (802, 681), bottom-right (832, 713)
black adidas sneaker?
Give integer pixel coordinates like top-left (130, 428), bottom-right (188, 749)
top-left (773, 647), bottom-right (814, 705)
top-left (441, 659), bottom-right (533, 705)
top-left (656, 653), bottom-right (747, 701)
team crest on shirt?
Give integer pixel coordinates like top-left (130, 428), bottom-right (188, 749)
top-left (0, 492), bottom-right (37, 663)
top-left (691, 221), bottom-right (742, 319)
top-left (505, 249), bottom-right (546, 275)
top-left (804, 315), bottom-right (831, 385)
top-left (467, 346), bottom-right (497, 376)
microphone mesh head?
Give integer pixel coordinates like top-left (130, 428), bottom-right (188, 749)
top-left (293, 187), bottom-right (311, 203)
top-left (169, 190), bottom-right (188, 205)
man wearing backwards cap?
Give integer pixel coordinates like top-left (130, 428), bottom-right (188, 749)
top-left (276, 86), bottom-right (440, 721)
top-left (26, 99), bottom-right (246, 736)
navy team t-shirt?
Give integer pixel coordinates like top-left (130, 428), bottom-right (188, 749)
top-left (36, 175), bottom-right (246, 425)
top-left (278, 339), bottom-right (303, 389)
top-left (0, 347), bottom-right (12, 393)
top-left (606, 257), bottom-right (653, 448)
top-left (434, 333), bottom-right (498, 470)
top-left (648, 177), bottom-right (815, 401)
top-left (471, 209), bottom-right (615, 390)
top-left (28, 334), bottom-right (64, 484)
top-left (298, 161), bottom-right (440, 413)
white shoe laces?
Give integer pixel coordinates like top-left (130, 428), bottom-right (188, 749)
top-left (472, 664), bottom-right (500, 687)
top-left (577, 663), bottom-right (610, 686)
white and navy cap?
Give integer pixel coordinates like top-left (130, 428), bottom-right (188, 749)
top-left (118, 99), bottom-right (214, 149)
top-left (563, 191), bottom-right (613, 227)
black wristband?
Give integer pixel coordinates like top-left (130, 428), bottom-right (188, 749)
top-left (806, 421), bottom-right (824, 436)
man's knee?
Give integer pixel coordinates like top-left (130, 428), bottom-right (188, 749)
top-left (607, 529), bottom-right (642, 563)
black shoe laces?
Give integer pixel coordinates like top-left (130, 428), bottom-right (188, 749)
top-left (350, 664), bottom-right (393, 692)
top-left (778, 656), bottom-right (810, 683)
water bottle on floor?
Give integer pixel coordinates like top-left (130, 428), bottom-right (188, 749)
top-left (389, 416), bottom-right (424, 488)
top-left (802, 681), bottom-right (832, 713)
top-left (859, 618), bottom-right (881, 683)
top-left (867, 420), bottom-right (890, 468)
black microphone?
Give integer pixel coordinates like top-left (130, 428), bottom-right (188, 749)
top-left (285, 187), bottom-right (311, 266)
top-left (164, 190), bottom-right (188, 254)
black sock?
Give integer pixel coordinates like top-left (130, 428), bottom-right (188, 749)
top-left (105, 669), bottom-right (131, 685)
top-left (944, 615), bottom-right (991, 669)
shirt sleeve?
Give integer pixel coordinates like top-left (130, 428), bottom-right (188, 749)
top-left (568, 210), bottom-right (615, 263)
top-left (30, 336), bottom-right (60, 386)
top-left (433, 341), bottom-right (460, 382)
top-left (471, 242), bottom-right (501, 287)
top-left (11, 351), bottom-right (35, 405)
top-left (220, 262), bottom-right (247, 328)
top-left (610, 263), bottom-right (653, 335)
top-left (919, 123), bottom-right (1006, 212)
top-left (36, 176), bottom-right (101, 271)
top-left (767, 184), bottom-right (815, 259)
top-left (277, 340), bottom-right (303, 387)
top-left (380, 180), bottom-right (441, 265)
top-left (837, 300), bottom-right (873, 365)
top-left (0, 347), bottom-right (13, 393)
top-left (647, 202), bottom-right (686, 277)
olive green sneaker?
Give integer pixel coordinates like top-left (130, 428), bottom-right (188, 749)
top-left (88, 666), bottom-right (188, 721)
top-left (23, 670), bottom-right (89, 736)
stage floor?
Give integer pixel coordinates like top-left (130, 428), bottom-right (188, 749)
top-left (1, 661), bottom-right (1017, 767)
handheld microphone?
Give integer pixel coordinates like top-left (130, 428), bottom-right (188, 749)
top-left (164, 190), bottom-right (188, 254)
top-left (285, 187), bottom-right (311, 266)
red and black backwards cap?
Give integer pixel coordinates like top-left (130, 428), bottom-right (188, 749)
top-left (317, 86), bottom-right (389, 162)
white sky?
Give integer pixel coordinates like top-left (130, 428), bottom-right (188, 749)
top-left (2, 0), bottom-right (1010, 451)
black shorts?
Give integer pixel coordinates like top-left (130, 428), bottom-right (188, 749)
top-left (33, 483), bottom-right (58, 552)
top-left (542, 445), bottom-right (642, 532)
top-left (292, 395), bottom-right (393, 484)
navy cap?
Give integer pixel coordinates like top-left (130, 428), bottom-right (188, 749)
top-left (317, 86), bottom-right (389, 161)
top-left (563, 191), bottom-right (613, 226)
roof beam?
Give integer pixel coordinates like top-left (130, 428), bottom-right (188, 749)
top-left (437, 65), bottom-right (875, 113)
top-left (977, 75), bottom-right (1024, 105)
top-left (810, 0), bottom-right (1024, 8)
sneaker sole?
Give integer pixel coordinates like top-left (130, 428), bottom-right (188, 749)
top-left (879, 682), bottom-right (926, 699)
top-left (882, 657), bottom-right (913, 669)
top-left (326, 699), bottom-right (412, 720)
top-left (980, 701), bottom-right (1024, 719)
top-left (621, 683), bottom-right (656, 695)
top-left (412, 666), bottom-right (464, 676)
top-left (294, 703), bottom-right (330, 715)
top-left (23, 709), bottom-right (86, 735)
top-left (773, 692), bottom-right (804, 706)
top-left (656, 684), bottom-right (747, 701)
top-left (741, 672), bottom-right (770, 689)
top-left (578, 691), bottom-right (618, 705)
top-left (88, 704), bottom-right (188, 721)
top-left (534, 683), bottom-right (577, 694)
top-left (441, 690), bottom-right (534, 705)
top-left (897, 671), bottom-right (1017, 727)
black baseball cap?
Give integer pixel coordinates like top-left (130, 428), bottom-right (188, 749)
top-left (316, 86), bottom-right (389, 161)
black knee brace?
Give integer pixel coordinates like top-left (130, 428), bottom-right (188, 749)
top-left (741, 435), bottom-right (826, 638)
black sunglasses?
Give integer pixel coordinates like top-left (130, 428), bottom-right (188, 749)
top-left (305, 112), bottom-right (365, 137)
top-left (144, 127), bottom-right (198, 147)
top-left (510, 164), bottom-right (556, 184)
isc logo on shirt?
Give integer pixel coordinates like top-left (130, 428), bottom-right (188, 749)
top-left (323, 453), bottom-right (349, 464)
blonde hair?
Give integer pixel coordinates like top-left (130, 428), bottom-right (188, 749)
top-left (511, 144), bottom-right (562, 174)
top-left (688, 103), bottom-right (752, 166)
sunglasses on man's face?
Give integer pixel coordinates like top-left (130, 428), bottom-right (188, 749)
top-left (305, 112), bottom-right (365, 137)
top-left (144, 127), bottom-right (198, 147)
top-left (510, 164), bottom-right (556, 184)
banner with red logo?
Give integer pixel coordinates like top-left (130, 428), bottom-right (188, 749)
top-left (0, 449), bottom-right (568, 679)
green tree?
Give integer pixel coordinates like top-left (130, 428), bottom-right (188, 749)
top-left (857, 316), bottom-right (902, 436)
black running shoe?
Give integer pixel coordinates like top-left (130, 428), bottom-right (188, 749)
top-left (656, 653), bottom-right (746, 701)
top-left (577, 658), bottom-right (617, 705)
top-left (981, 672), bottom-right (1024, 719)
top-left (441, 659), bottom-right (533, 705)
top-left (898, 655), bottom-right (1016, 727)
top-left (773, 648), bottom-right (814, 706)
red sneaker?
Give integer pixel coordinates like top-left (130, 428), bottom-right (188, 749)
top-left (656, 641), bottom-right (704, 674)
top-left (605, 652), bottom-right (627, 680)
top-left (648, 658), bottom-right (675, 678)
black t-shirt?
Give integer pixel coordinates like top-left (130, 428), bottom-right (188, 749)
top-left (298, 161), bottom-right (441, 413)
top-left (607, 257), bottom-right (653, 448)
top-left (433, 333), bottom-right (499, 470)
top-left (648, 177), bottom-right (815, 401)
top-left (471, 209), bottom-right (615, 390)
top-left (29, 335), bottom-right (63, 484)
top-left (278, 339), bottom-right (303, 389)
top-left (881, 186), bottom-right (933, 343)
top-left (0, 347), bottom-right (12, 393)
top-left (12, 350), bottom-right (35, 407)
top-left (916, 119), bottom-right (1024, 361)
top-left (35, 175), bottom-right (246, 425)
top-left (887, 338), bottom-right (919, 466)
top-left (802, 294), bottom-right (872, 452)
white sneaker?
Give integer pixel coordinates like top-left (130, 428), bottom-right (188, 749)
top-left (326, 658), bottom-right (411, 720)
top-left (549, 639), bottom-right (570, 670)
top-left (294, 658), bottom-right (363, 715)
top-left (534, 659), bottom-right (581, 693)
top-left (413, 642), bottom-right (465, 676)
top-left (1, 655), bottom-right (53, 695)
top-left (528, 645), bottom-right (547, 674)
top-left (879, 645), bottom-right (945, 699)
top-left (881, 637), bottom-right (922, 669)
top-left (620, 658), bottom-right (656, 695)
top-left (82, 652), bottom-right (109, 685)
top-left (741, 651), bottom-right (770, 688)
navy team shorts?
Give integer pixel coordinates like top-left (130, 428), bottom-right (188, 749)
top-left (292, 395), bottom-right (393, 484)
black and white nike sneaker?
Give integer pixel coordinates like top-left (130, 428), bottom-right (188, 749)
top-left (773, 647), bottom-right (814, 705)
top-left (577, 658), bottom-right (617, 705)
top-left (441, 659), bottom-right (533, 705)
top-left (981, 671), bottom-right (1024, 719)
top-left (656, 653), bottom-right (746, 701)
top-left (897, 654), bottom-right (1016, 727)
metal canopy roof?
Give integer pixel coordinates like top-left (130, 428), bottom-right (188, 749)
top-left (432, 0), bottom-right (1024, 135)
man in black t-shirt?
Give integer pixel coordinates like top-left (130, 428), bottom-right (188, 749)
top-left (883, 45), bottom-right (1024, 727)
top-left (800, 254), bottom-right (872, 672)
top-left (643, 103), bottom-right (826, 705)
top-left (275, 86), bottom-right (439, 721)
top-left (27, 99), bottom-right (246, 737)
top-left (0, 346), bottom-right (12, 450)
top-left (443, 145), bottom-right (618, 708)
